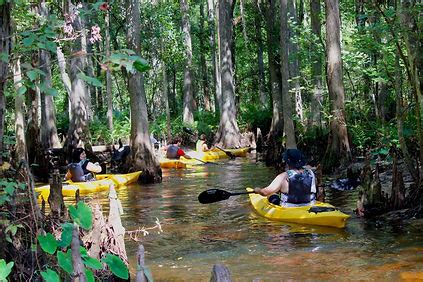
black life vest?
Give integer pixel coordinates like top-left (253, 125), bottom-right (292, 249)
top-left (67, 160), bottom-right (93, 182)
top-left (286, 170), bottom-right (314, 204)
top-left (166, 144), bottom-right (179, 159)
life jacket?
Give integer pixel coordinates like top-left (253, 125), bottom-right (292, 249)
top-left (67, 160), bottom-right (93, 182)
top-left (166, 144), bottom-right (179, 159)
top-left (283, 169), bottom-right (315, 204)
top-left (196, 140), bottom-right (205, 152)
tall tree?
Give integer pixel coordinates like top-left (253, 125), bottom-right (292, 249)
top-left (13, 58), bottom-right (28, 163)
top-left (180, 0), bottom-right (195, 125)
top-left (322, 0), bottom-right (351, 168)
top-left (65, 2), bottom-right (92, 157)
top-left (264, 0), bottom-right (284, 164)
top-left (207, 0), bottom-right (220, 113)
top-left (281, 0), bottom-right (297, 148)
top-left (0, 2), bottom-right (11, 164)
top-left (126, 0), bottom-right (162, 183)
top-left (288, 0), bottom-right (303, 124)
top-left (199, 2), bottom-right (211, 111)
top-left (310, 0), bottom-right (323, 126)
top-left (215, 0), bottom-right (241, 148)
top-left (105, 1), bottom-right (113, 130)
top-left (254, 0), bottom-right (267, 108)
top-left (39, 0), bottom-right (61, 149)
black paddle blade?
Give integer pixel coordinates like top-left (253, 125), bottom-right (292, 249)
top-left (198, 189), bottom-right (231, 204)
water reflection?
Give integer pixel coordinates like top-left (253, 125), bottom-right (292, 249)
top-left (90, 157), bottom-right (423, 281)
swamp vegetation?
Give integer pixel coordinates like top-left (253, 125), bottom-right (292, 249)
top-left (0, 0), bottom-right (421, 280)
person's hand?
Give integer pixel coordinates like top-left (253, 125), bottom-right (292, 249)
top-left (254, 187), bottom-right (262, 194)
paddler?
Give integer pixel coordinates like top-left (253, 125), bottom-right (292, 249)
top-left (254, 149), bottom-right (317, 206)
top-left (65, 148), bottom-right (102, 182)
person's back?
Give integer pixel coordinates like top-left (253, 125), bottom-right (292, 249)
top-left (196, 134), bottom-right (210, 152)
top-left (166, 144), bottom-right (179, 159)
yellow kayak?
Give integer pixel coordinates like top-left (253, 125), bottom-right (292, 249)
top-left (188, 147), bottom-right (250, 162)
top-left (247, 188), bottom-right (350, 228)
top-left (159, 158), bottom-right (187, 169)
top-left (35, 171), bottom-right (142, 199)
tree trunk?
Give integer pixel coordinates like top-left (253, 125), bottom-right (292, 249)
top-left (254, 0), bottom-right (267, 108)
top-left (180, 0), bottom-right (195, 125)
top-left (65, 2), bottom-right (91, 158)
top-left (310, 0), bottom-right (323, 127)
top-left (265, 0), bottom-right (283, 137)
top-left (209, 0), bottom-right (221, 114)
top-left (39, 1), bottom-right (61, 149)
top-left (126, 0), bottom-right (162, 183)
top-left (322, 0), bottom-right (351, 169)
top-left (13, 58), bottom-right (28, 163)
top-left (281, 0), bottom-right (297, 148)
top-left (215, 0), bottom-right (241, 148)
top-left (400, 0), bottom-right (423, 179)
top-left (105, 4), bottom-right (113, 131)
top-left (162, 61), bottom-right (171, 142)
top-left (199, 2), bottom-right (211, 111)
top-left (0, 3), bottom-right (11, 165)
top-left (56, 46), bottom-right (72, 122)
top-left (288, 0), bottom-right (303, 125)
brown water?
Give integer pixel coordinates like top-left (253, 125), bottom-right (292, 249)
top-left (96, 157), bottom-right (423, 281)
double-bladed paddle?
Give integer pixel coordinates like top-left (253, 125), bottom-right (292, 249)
top-left (198, 188), bottom-right (256, 204)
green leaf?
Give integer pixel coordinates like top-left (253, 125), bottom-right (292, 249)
top-left (85, 269), bottom-right (95, 282)
top-left (58, 223), bottom-right (73, 248)
top-left (27, 68), bottom-right (45, 81)
top-left (45, 41), bottom-right (57, 53)
top-left (68, 201), bottom-right (92, 230)
top-left (0, 259), bottom-right (13, 280)
top-left (40, 269), bottom-right (60, 282)
top-left (57, 250), bottom-right (73, 274)
top-left (0, 52), bottom-right (9, 63)
top-left (37, 233), bottom-right (58, 255)
top-left (102, 254), bottom-right (129, 280)
top-left (133, 58), bottom-right (150, 72)
top-left (77, 72), bottom-right (102, 88)
top-left (22, 34), bottom-right (36, 47)
top-left (44, 87), bottom-right (58, 97)
top-left (83, 256), bottom-right (103, 270)
top-left (17, 85), bottom-right (27, 95)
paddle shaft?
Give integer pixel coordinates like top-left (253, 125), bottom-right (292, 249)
top-left (215, 146), bottom-right (235, 159)
top-left (229, 191), bottom-right (256, 196)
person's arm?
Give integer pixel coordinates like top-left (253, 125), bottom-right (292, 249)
top-left (202, 143), bottom-right (210, 151)
top-left (254, 172), bottom-right (287, 196)
top-left (65, 170), bottom-right (72, 180)
top-left (86, 161), bottom-right (102, 173)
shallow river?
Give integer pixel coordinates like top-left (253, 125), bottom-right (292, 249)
top-left (97, 157), bottom-right (423, 281)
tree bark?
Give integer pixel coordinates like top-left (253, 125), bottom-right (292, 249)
top-left (281, 0), bottom-right (297, 148)
top-left (254, 0), bottom-right (267, 108)
top-left (39, 1), bottom-right (61, 149)
top-left (13, 58), bottom-right (29, 163)
top-left (162, 61), bottom-right (171, 142)
top-left (310, 0), bottom-right (323, 127)
top-left (105, 3), bottom-right (113, 131)
top-left (0, 3), bottom-right (11, 165)
top-left (180, 0), bottom-right (195, 125)
top-left (215, 0), bottom-right (241, 148)
top-left (288, 0), bottom-right (303, 125)
top-left (199, 2), bottom-right (211, 111)
top-left (208, 0), bottom-right (221, 113)
top-left (126, 0), bottom-right (162, 183)
top-left (65, 2), bottom-right (92, 158)
top-left (323, 0), bottom-right (351, 169)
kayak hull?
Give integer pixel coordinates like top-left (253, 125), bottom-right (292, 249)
top-left (35, 171), bottom-right (142, 199)
top-left (247, 188), bottom-right (350, 228)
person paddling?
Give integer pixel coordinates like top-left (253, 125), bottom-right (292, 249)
top-left (65, 148), bottom-right (102, 182)
top-left (165, 137), bottom-right (192, 159)
top-left (196, 134), bottom-right (211, 152)
top-left (254, 149), bottom-right (316, 206)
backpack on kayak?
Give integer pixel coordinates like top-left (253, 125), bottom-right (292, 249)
top-left (67, 161), bottom-right (94, 182)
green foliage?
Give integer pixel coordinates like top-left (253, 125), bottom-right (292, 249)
top-left (40, 269), bottom-right (60, 282)
top-left (34, 201), bottom-right (128, 280)
top-left (102, 254), bottom-right (129, 280)
top-left (37, 233), bottom-right (58, 255)
top-left (0, 178), bottom-right (25, 205)
top-left (239, 104), bottom-right (272, 133)
top-left (68, 201), bottom-right (92, 230)
top-left (0, 259), bottom-right (14, 281)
